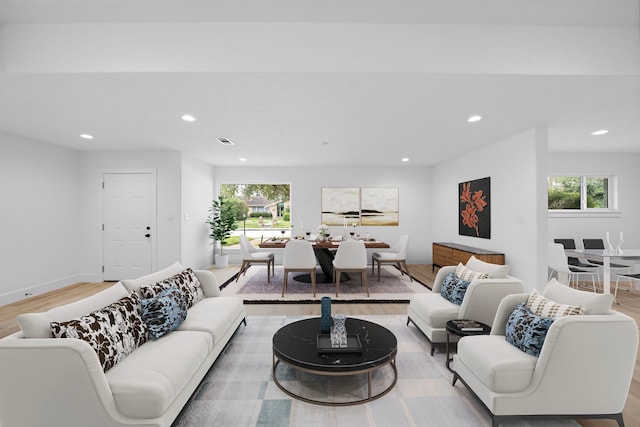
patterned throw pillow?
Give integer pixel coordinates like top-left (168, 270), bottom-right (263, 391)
top-left (526, 290), bottom-right (585, 317)
top-left (140, 268), bottom-right (204, 308)
top-left (505, 303), bottom-right (554, 357)
top-left (440, 272), bottom-right (472, 305)
top-left (50, 292), bottom-right (148, 371)
top-left (455, 263), bottom-right (490, 282)
top-left (140, 286), bottom-right (188, 340)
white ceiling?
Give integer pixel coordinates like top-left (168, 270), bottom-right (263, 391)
top-left (0, 0), bottom-right (639, 167)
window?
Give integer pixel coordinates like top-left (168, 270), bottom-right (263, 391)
top-left (548, 175), bottom-right (616, 212)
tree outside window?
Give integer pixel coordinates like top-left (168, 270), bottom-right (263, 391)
top-left (548, 176), bottom-right (611, 210)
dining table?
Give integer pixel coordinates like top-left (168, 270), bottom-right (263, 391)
top-left (564, 249), bottom-right (640, 294)
top-left (259, 237), bottom-right (390, 283)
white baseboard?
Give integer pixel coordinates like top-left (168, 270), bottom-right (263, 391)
top-left (0, 273), bottom-right (101, 307)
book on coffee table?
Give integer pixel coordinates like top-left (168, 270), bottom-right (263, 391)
top-left (452, 320), bottom-right (484, 331)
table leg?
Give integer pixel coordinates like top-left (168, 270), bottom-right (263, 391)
top-left (445, 331), bottom-right (454, 373)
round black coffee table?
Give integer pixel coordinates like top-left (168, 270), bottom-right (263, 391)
top-left (272, 317), bottom-right (397, 406)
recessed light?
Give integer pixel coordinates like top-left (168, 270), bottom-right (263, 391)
top-left (181, 114), bottom-right (196, 122)
top-left (217, 137), bottom-right (234, 145)
top-left (239, 158), bottom-right (247, 162)
top-left (320, 141), bottom-right (329, 146)
top-left (80, 134), bottom-right (94, 139)
top-left (467, 115), bottom-right (482, 123)
top-left (591, 129), bottom-right (609, 136)
top-left (401, 158), bottom-right (410, 162)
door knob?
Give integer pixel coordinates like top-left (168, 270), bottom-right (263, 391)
top-left (145, 234), bottom-right (151, 238)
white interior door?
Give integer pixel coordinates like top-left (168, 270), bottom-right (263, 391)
top-left (103, 172), bottom-right (156, 280)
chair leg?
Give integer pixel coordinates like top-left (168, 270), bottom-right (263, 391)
top-left (363, 271), bottom-right (369, 297)
top-left (267, 260), bottom-right (271, 283)
top-left (335, 269), bottom-right (340, 297)
top-left (402, 261), bottom-right (413, 281)
top-left (371, 257), bottom-right (375, 275)
top-left (377, 260), bottom-right (381, 282)
top-left (236, 261), bottom-right (248, 282)
top-left (282, 271), bottom-right (287, 298)
top-left (311, 270), bottom-right (316, 297)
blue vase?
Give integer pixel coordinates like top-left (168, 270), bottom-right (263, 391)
top-left (320, 297), bottom-right (332, 333)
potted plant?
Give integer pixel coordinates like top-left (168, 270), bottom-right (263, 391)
top-left (207, 197), bottom-right (238, 268)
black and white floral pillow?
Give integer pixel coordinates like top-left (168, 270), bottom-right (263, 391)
top-left (141, 268), bottom-right (204, 308)
top-left (50, 292), bottom-right (148, 371)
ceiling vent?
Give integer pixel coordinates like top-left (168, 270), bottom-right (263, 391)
top-left (217, 137), bottom-right (234, 145)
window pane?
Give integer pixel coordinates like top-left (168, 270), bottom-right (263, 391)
top-left (586, 177), bottom-right (608, 208)
top-left (548, 176), bottom-right (581, 209)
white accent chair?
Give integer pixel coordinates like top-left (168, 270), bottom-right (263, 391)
top-left (614, 273), bottom-right (640, 304)
top-left (282, 239), bottom-right (317, 297)
top-left (547, 242), bottom-right (597, 292)
top-left (371, 234), bottom-right (412, 282)
top-left (333, 240), bottom-right (368, 297)
top-left (236, 234), bottom-right (275, 282)
top-left (407, 256), bottom-right (523, 355)
top-left (452, 279), bottom-right (637, 427)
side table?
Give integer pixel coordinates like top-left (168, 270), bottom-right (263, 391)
top-left (445, 319), bottom-right (491, 373)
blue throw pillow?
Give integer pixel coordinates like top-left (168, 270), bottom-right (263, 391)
top-left (440, 272), bottom-right (471, 305)
top-left (505, 303), bottom-right (554, 357)
top-left (140, 286), bottom-right (188, 340)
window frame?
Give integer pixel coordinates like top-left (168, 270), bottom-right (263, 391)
top-left (547, 174), bottom-right (620, 218)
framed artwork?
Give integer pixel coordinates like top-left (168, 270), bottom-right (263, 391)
top-left (321, 187), bottom-right (360, 226)
top-left (361, 187), bottom-right (399, 226)
top-left (458, 177), bottom-right (491, 239)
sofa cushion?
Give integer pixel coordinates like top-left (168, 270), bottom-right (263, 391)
top-left (177, 297), bottom-right (244, 344)
top-left (440, 272), bottom-right (471, 305)
top-left (456, 335), bottom-right (537, 393)
top-left (140, 286), bottom-right (188, 340)
top-left (466, 256), bottom-right (510, 278)
top-left (121, 261), bottom-right (186, 296)
top-left (526, 289), bottom-right (585, 317)
top-left (542, 278), bottom-right (613, 314)
top-left (140, 268), bottom-right (204, 308)
top-left (505, 303), bottom-right (553, 357)
top-left (455, 263), bottom-right (490, 281)
top-left (50, 292), bottom-right (149, 371)
top-left (17, 283), bottom-right (130, 338)
top-left (106, 330), bottom-right (213, 419)
top-left (409, 293), bottom-right (460, 328)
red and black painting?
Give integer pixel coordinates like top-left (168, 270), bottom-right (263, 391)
top-left (459, 177), bottom-right (491, 239)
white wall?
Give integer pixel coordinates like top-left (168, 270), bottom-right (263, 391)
top-left (548, 152), bottom-right (640, 272)
top-left (214, 166), bottom-right (432, 265)
top-left (431, 129), bottom-right (548, 290)
top-left (79, 151), bottom-right (183, 280)
top-left (181, 154), bottom-right (215, 269)
top-left (0, 133), bottom-right (81, 304)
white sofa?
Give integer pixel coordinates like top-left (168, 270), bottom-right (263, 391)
top-left (452, 279), bottom-right (638, 427)
top-left (0, 262), bottom-right (246, 427)
top-left (407, 256), bottom-right (524, 355)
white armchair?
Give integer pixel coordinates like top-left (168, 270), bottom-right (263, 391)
top-left (452, 279), bottom-right (638, 427)
top-left (407, 257), bottom-right (524, 355)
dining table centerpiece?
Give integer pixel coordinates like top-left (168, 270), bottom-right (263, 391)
top-left (317, 224), bottom-right (330, 241)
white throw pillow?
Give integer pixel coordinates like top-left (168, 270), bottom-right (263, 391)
top-left (542, 278), bottom-right (613, 315)
top-left (121, 261), bottom-right (186, 295)
top-left (455, 263), bottom-right (490, 281)
top-left (465, 256), bottom-right (510, 278)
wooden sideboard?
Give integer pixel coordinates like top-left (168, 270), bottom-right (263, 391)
top-left (432, 242), bottom-right (505, 271)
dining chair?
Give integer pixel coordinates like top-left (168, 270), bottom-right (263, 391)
top-left (582, 238), bottom-right (632, 273)
top-left (553, 238), bottom-right (600, 280)
top-left (614, 273), bottom-right (640, 304)
top-left (236, 234), bottom-right (275, 282)
top-left (547, 242), bottom-right (597, 292)
top-left (282, 239), bottom-right (317, 297)
top-left (333, 240), bottom-right (368, 297)
top-left (371, 234), bottom-right (413, 282)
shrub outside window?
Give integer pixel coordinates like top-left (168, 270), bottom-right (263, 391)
top-left (548, 175), bottom-right (613, 211)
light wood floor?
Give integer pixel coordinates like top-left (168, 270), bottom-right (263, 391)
top-left (1, 265), bottom-right (638, 426)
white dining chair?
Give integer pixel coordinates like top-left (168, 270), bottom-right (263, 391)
top-left (614, 273), bottom-right (640, 304)
top-left (282, 239), bottom-right (317, 297)
top-left (236, 234), bottom-right (275, 282)
top-left (371, 234), bottom-right (412, 282)
top-left (547, 242), bottom-right (597, 292)
top-left (333, 240), bottom-right (368, 297)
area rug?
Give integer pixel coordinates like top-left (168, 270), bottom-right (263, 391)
top-left (172, 315), bottom-right (579, 427)
top-left (220, 265), bottom-right (430, 303)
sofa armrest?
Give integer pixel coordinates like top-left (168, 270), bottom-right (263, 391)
top-left (194, 269), bottom-right (222, 297)
top-left (457, 277), bottom-right (525, 328)
top-left (431, 266), bottom-right (457, 293)
top-left (489, 293), bottom-right (529, 334)
top-left (0, 336), bottom-right (125, 426)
